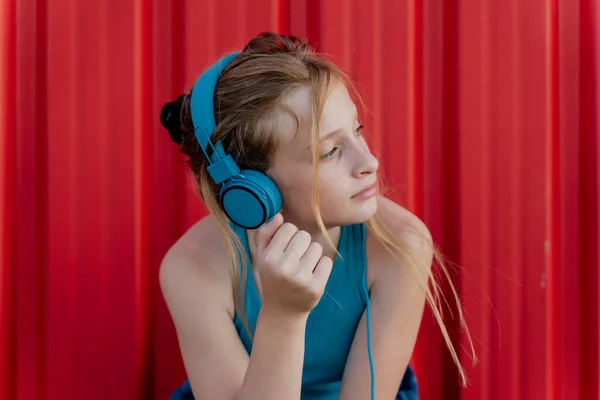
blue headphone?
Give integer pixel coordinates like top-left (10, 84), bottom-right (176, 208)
top-left (190, 52), bottom-right (283, 229)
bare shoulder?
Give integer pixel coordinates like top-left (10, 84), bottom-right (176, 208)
top-left (374, 195), bottom-right (433, 246)
top-left (159, 215), bottom-right (253, 399)
top-left (159, 214), bottom-right (234, 316)
top-left (366, 196), bottom-right (434, 283)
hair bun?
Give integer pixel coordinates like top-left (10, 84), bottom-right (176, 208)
top-left (160, 94), bottom-right (187, 144)
top-left (243, 32), bottom-right (310, 54)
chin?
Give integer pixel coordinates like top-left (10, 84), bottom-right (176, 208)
top-left (356, 197), bottom-right (379, 221)
top-left (336, 196), bottom-right (379, 226)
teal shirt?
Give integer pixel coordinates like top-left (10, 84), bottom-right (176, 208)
top-left (231, 222), bottom-right (369, 399)
top-left (168, 222), bottom-right (419, 400)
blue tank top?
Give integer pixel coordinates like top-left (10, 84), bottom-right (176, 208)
top-left (231, 222), bottom-right (369, 399)
top-left (168, 223), bottom-right (420, 400)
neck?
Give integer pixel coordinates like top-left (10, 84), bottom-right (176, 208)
top-left (306, 225), bottom-right (342, 260)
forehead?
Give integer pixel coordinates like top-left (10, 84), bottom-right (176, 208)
top-left (276, 82), bottom-right (357, 145)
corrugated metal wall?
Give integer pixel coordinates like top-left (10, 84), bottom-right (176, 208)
top-left (1, 0), bottom-right (598, 399)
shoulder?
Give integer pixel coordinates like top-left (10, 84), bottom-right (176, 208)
top-left (365, 196), bottom-right (434, 284)
top-left (339, 198), bottom-right (434, 399)
top-left (373, 195), bottom-right (433, 251)
top-left (159, 214), bottom-right (235, 316)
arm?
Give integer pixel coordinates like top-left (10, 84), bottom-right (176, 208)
top-left (338, 201), bottom-right (433, 399)
top-left (159, 217), bottom-right (308, 400)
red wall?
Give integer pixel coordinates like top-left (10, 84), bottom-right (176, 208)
top-left (1, 0), bottom-right (599, 399)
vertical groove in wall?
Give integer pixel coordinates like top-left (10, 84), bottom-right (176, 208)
top-left (595, 1), bottom-right (600, 393)
top-left (408, 0), bottom-right (423, 216)
top-left (0, 1), bottom-right (17, 398)
top-left (35, 0), bottom-right (48, 396)
top-left (133, 0), bottom-right (154, 398)
top-left (546, 0), bottom-right (561, 398)
top-left (306, 0), bottom-right (320, 50)
top-left (457, 0), bottom-right (493, 398)
top-left (578, 1), bottom-right (599, 398)
top-left (560, 2), bottom-right (583, 399)
top-left (96, 0), bottom-right (110, 395)
top-left (171, 0), bottom-right (187, 240)
top-left (14, 0), bottom-right (49, 398)
top-left (508, 0), bottom-right (524, 398)
top-left (439, 0), bottom-right (462, 397)
top-left (370, 0), bottom-right (383, 171)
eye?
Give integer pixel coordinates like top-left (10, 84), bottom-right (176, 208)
top-left (354, 124), bottom-right (365, 136)
top-left (321, 147), bottom-right (339, 160)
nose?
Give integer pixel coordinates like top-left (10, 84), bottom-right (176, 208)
top-left (352, 146), bottom-right (379, 178)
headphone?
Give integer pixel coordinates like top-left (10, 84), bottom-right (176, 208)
top-left (190, 51), bottom-right (377, 400)
top-left (189, 52), bottom-right (283, 229)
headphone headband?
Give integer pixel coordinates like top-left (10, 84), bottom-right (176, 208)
top-left (190, 51), bottom-right (241, 184)
top-left (188, 50), bottom-right (282, 230)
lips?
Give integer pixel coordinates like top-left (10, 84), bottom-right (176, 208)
top-left (352, 182), bottom-right (377, 198)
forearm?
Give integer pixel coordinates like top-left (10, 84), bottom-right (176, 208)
top-left (236, 307), bottom-right (308, 400)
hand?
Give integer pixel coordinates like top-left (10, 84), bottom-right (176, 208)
top-left (252, 214), bottom-right (333, 315)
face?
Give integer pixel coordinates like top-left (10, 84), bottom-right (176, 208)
top-left (266, 82), bottom-right (379, 229)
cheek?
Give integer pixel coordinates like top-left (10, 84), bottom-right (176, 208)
top-left (316, 170), bottom-right (348, 204)
top-left (270, 164), bottom-right (350, 218)
top-left (270, 168), bottom-right (314, 210)
top-left (275, 168), bottom-right (311, 196)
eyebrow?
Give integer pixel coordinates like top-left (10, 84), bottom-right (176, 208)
top-left (319, 128), bottom-right (344, 143)
top-left (308, 110), bottom-right (359, 149)
top-left (305, 129), bottom-right (343, 152)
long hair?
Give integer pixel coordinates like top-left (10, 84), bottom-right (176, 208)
top-left (160, 32), bottom-right (476, 385)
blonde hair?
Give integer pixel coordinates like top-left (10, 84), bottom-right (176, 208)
top-left (167, 32), bottom-right (476, 386)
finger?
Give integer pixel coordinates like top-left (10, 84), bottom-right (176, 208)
top-left (253, 213), bottom-right (284, 253)
top-left (282, 230), bottom-right (312, 261)
top-left (311, 256), bottom-right (333, 288)
top-left (298, 242), bottom-right (323, 271)
top-left (266, 223), bottom-right (299, 254)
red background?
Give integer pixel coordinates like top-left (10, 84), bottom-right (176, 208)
top-left (1, 0), bottom-right (599, 399)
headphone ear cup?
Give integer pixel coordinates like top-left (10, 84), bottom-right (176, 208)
top-left (220, 169), bottom-right (282, 229)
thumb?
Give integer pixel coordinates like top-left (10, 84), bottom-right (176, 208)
top-left (253, 213), bottom-right (284, 254)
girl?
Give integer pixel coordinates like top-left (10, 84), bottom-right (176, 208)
top-left (159, 32), bottom-right (472, 400)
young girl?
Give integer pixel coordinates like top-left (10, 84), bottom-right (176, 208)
top-left (159, 32), bottom-right (471, 400)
